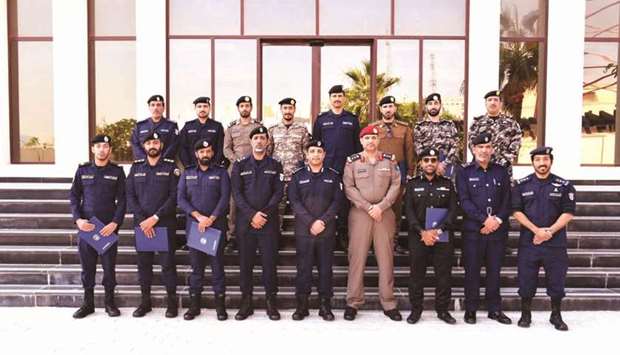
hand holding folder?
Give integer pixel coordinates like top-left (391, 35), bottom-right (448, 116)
top-left (135, 227), bottom-right (169, 252)
top-left (425, 208), bottom-right (449, 243)
top-left (77, 217), bottom-right (119, 255)
top-left (187, 222), bottom-right (222, 256)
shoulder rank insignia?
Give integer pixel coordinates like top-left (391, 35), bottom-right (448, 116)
top-left (347, 153), bottom-right (361, 163)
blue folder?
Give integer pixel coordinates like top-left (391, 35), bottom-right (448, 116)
top-left (135, 227), bottom-right (169, 252)
top-left (425, 208), bottom-right (449, 243)
top-left (77, 217), bottom-right (119, 255)
top-left (187, 222), bottom-right (222, 256)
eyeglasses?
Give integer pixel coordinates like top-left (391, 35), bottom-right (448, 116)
top-left (422, 157), bottom-right (438, 163)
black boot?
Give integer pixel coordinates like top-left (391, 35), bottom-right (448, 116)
top-left (292, 295), bottom-right (309, 321)
top-left (550, 298), bottom-right (568, 331)
top-left (464, 311), bottom-right (476, 324)
top-left (235, 294), bottom-right (254, 320)
top-left (165, 293), bottom-right (178, 318)
top-left (518, 298), bottom-right (532, 328)
top-left (183, 293), bottom-right (201, 320)
top-left (72, 288), bottom-right (95, 319)
top-left (266, 294), bottom-right (281, 321)
top-left (104, 289), bottom-right (120, 317)
top-left (343, 306), bottom-right (357, 321)
top-left (407, 308), bottom-right (422, 324)
top-left (488, 311), bottom-right (512, 324)
top-left (215, 293), bottom-right (228, 321)
top-left (132, 288), bottom-right (152, 318)
top-left (318, 297), bottom-right (335, 321)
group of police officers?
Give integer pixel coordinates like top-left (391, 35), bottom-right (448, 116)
top-left (68, 86), bottom-right (576, 331)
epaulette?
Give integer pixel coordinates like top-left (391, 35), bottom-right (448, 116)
top-left (292, 166), bottom-right (305, 175)
top-left (382, 153), bottom-right (396, 161)
top-left (328, 167), bottom-right (340, 175)
top-left (347, 153), bottom-right (361, 163)
top-left (228, 120), bottom-right (239, 128)
top-left (553, 176), bottom-right (569, 186)
top-left (515, 175), bottom-right (532, 185)
top-left (163, 158), bottom-right (175, 164)
top-left (439, 120), bottom-right (453, 125)
top-left (236, 155), bottom-right (250, 163)
top-left (473, 115), bottom-right (484, 121)
top-left (133, 159), bottom-right (145, 165)
top-left (394, 119), bottom-right (410, 127)
top-left (79, 161), bottom-right (91, 167)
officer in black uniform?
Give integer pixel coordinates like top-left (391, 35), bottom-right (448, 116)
top-left (69, 134), bottom-right (126, 318)
top-left (512, 147), bottom-right (575, 331)
top-left (312, 85), bottom-right (362, 251)
top-left (126, 131), bottom-right (180, 318)
top-left (131, 95), bottom-right (179, 160)
top-left (404, 148), bottom-right (458, 325)
top-left (178, 96), bottom-right (225, 168)
top-left (455, 132), bottom-right (512, 325)
top-left (231, 126), bottom-right (284, 321)
top-left (178, 138), bottom-right (230, 321)
top-left (287, 139), bottom-right (343, 321)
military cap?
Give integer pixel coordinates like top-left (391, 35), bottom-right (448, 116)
top-left (419, 148), bottom-right (440, 159)
top-left (328, 85), bottom-right (345, 95)
top-left (147, 95), bottom-right (165, 104)
top-left (359, 125), bottom-right (379, 138)
top-left (305, 139), bottom-right (325, 150)
top-left (530, 146), bottom-right (554, 159)
top-left (91, 134), bottom-right (111, 145)
top-left (278, 97), bottom-right (296, 106)
top-left (425, 93), bottom-right (442, 104)
top-left (193, 96), bottom-right (211, 105)
top-left (249, 125), bottom-right (269, 139)
top-left (484, 90), bottom-right (502, 100)
top-left (236, 95), bottom-right (253, 106)
top-left (471, 132), bottom-right (492, 145)
top-left (379, 96), bottom-right (396, 106)
top-left (194, 138), bottom-right (212, 151)
top-left (140, 131), bottom-right (160, 145)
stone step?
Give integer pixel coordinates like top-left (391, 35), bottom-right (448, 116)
top-left (1, 284), bottom-right (619, 311)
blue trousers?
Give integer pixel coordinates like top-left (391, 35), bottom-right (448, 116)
top-left (295, 233), bottom-right (335, 298)
top-left (518, 246), bottom-right (568, 299)
top-left (78, 239), bottom-right (117, 291)
top-left (239, 230), bottom-right (279, 295)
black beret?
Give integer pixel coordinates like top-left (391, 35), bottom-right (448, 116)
top-left (91, 134), bottom-right (111, 145)
top-left (471, 132), bottom-right (492, 145)
top-left (140, 130), bottom-right (160, 145)
top-left (379, 96), bottom-right (396, 106)
top-left (278, 97), bottom-right (296, 106)
top-left (249, 126), bottom-right (268, 139)
top-left (193, 96), bottom-right (211, 105)
top-left (194, 138), bottom-right (212, 151)
top-left (147, 95), bottom-right (165, 104)
top-left (484, 90), bottom-right (502, 100)
top-left (530, 146), bottom-right (553, 158)
top-left (425, 93), bottom-right (442, 104)
top-left (236, 96), bottom-right (252, 106)
top-left (328, 85), bottom-right (345, 95)
top-left (305, 139), bottom-right (325, 150)
top-left (419, 148), bottom-right (440, 159)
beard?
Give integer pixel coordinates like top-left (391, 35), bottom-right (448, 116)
top-left (147, 148), bottom-right (161, 158)
top-left (428, 108), bottom-right (440, 117)
top-left (240, 110), bottom-right (251, 118)
top-left (199, 157), bottom-right (211, 166)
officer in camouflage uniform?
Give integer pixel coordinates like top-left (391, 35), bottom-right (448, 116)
top-left (413, 93), bottom-right (461, 178)
top-left (468, 90), bottom-right (522, 179)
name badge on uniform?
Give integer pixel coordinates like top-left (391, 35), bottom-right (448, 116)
top-left (299, 179), bottom-right (310, 185)
top-left (468, 177), bottom-right (479, 181)
top-left (322, 122), bottom-right (334, 127)
top-left (139, 129), bottom-right (149, 134)
top-left (82, 175), bottom-right (94, 180)
top-left (342, 121), bottom-right (353, 126)
top-left (208, 175), bottom-right (220, 180)
top-left (323, 179), bottom-right (333, 183)
top-left (156, 172), bottom-right (170, 177)
top-left (186, 175), bottom-right (198, 180)
top-left (549, 192), bottom-right (562, 197)
top-left (188, 129), bottom-right (197, 134)
top-left (357, 169), bottom-right (367, 174)
top-left (208, 129), bottom-right (216, 133)
top-left (521, 191), bottom-right (534, 196)
top-left (264, 170), bottom-right (277, 175)
top-left (378, 168), bottom-right (390, 172)
top-left (103, 175), bottom-right (118, 181)
top-left (134, 173), bottom-right (146, 177)
top-left (160, 129), bottom-right (169, 133)
top-left (437, 187), bottom-right (449, 191)
top-left (414, 187), bottom-right (425, 192)
top-left (240, 171), bottom-right (253, 176)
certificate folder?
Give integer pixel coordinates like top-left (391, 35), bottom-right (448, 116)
top-left (187, 222), bottom-right (222, 256)
top-left (425, 208), bottom-right (449, 243)
top-left (77, 217), bottom-right (119, 255)
top-left (135, 227), bottom-right (169, 252)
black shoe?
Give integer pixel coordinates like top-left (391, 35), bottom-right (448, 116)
top-left (550, 298), bottom-right (568, 331)
top-left (215, 293), bottom-right (228, 321)
top-left (266, 295), bottom-right (281, 321)
top-left (104, 290), bottom-right (120, 317)
top-left (318, 297), bottom-right (335, 321)
top-left (235, 294), bottom-right (254, 321)
top-left (464, 311), bottom-right (476, 324)
top-left (183, 293), bottom-right (201, 321)
top-left (292, 295), bottom-right (309, 321)
top-left (437, 311), bottom-right (457, 324)
top-left (488, 311), bottom-right (512, 325)
top-left (165, 294), bottom-right (178, 318)
top-left (133, 290), bottom-right (152, 318)
top-left (406, 309), bottom-right (422, 324)
top-left (224, 238), bottom-right (238, 254)
top-left (518, 298), bottom-right (532, 328)
top-left (72, 289), bottom-right (95, 319)
top-left (384, 308), bottom-right (402, 321)
top-left (343, 306), bottom-right (357, 321)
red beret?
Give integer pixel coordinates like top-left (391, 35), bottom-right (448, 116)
top-left (359, 125), bottom-right (379, 138)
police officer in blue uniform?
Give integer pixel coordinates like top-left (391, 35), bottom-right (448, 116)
top-left (288, 139), bottom-right (343, 321)
top-left (126, 131), bottom-right (180, 318)
top-left (131, 95), bottom-right (179, 160)
top-left (312, 85), bottom-right (362, 250)
top-left (512, 147), bottom-right (575, 331)
top-left (178, 96), bottom-right (225, 168)
top-left (456, 132), bottom-right (512, 325)
top-left (178, 138), bottom-right (230, 321)
top-left (231, 126), bottom-right (284, 321)
top-left (69, 134), bottom-right (126, 318)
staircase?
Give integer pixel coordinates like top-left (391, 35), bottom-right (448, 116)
top-left (1, 177), bottom-right (619, 311)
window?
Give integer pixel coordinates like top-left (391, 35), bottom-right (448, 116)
top-left (245, 0), bottom-right (315, 35)
top-left (169, 0), bottom-right (240, 36)
top-left (319, 0), bottom-right (390, 35)
top-left (395, 0), bottom-right (466, 36)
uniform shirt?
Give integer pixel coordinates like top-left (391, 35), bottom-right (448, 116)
top-left (178, 118), bottom-right (225, 167)
top-left (69, 161), bottom-right (126, 226)
top-left (177, 164), bottom-right (230, 231)
top-left (511, 173), bottom-right (576, 248)
top-left (287, 165), bottom-right (343, 237)
top-left (468, 113), bottom-right (522, 168)
top-left (404, 174), bottom-right (458, 235)
top-left (223, 119), bottom-right (261, 163)
top-left (456, 161), bottom-right (511, 235)
top-left (312, 110), bottom-right (362, 174)
top-left (343, 152), bottom-right (401, 212)
top-left (231, 155), bottom-right (284, 235)
top-left (267, 121), bottom-right (310, 181)
top-left (376, 120), bottom-right (416, 178)
top-left (131, 117), bottom-right (179, 160)
top-left (413, 119), bottom-right (460, 165)
top-left (126, 157), bottom-right (179, 228)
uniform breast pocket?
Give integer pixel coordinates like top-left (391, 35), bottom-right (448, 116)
top-left (81, 177), bottom-right (95, 186)
top-left (354, 170), bottom-right (370, 180)
top-left (231, 130), bottom-right (241, 139)
top-left (155, 175), bottom-right (170, 186)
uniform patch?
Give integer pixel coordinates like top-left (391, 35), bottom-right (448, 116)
top-left (156, 172), bottom-right (170, 176)
top-left (342, 121), bottom-right (353, 126)
top-left (468, 177), bottom-right (479, 181)
top-left (208, 175), bottom-right (220, 180)
top-left (82, 175), bottom-right (94, 180)
top-left (188, 129), bottom-right (197, 134)
top-left (139, 130), bottom-right (149, 133)
top-left (521, 191), bottom-right (534, 196)
top-left (186, 175), bottom-right (198, 180)
top-left (208, 129), bottom-right (216, 133)
top-left (103, 175), bottom-right (118, 181)
top-left (160, 129), bottom-right (169, 133)
top-left (240, 171), bottom-right (253, 176)
top-left (378, 168), bottom-right (390, 172)
top-left (264, 170), bottom-right (277, 175)
top-left (299, 179), bottom-right (310, 184)
top-left (414, 187), bottom-right (425, 192)
top-left (549, 192), bottom-right (562, 197)
top-left (134, 173), bottom-right (146, 177)
top-left (569, 192), bottom-right (574, 201)
top-left (437, 187), bottom-right (450, 191)
top-left (323, 179), bottom-right (333, 183)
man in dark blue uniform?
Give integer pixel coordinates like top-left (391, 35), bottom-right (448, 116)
top-left (404, 148), bottom-right (458, 325)
top-left (178, 138), bottom-right (230, 321)
top-left (131, 95), bottom-right (179, 160)
top-left (312, 85), bottom-right (362, 251)
top-left (456, 132), bottom-right (512, 325)
top-left (231, 126), bottom-right (284, 321)
top-left (288, 139), bottom-right (343, 321)
top-left (178, 96), bottom-right (225, 168)
top-left (512, 147), bottom-right (575, 331)
top-left (126, 131), bottom-right (180, 318)
top-left (69, 134), bottom-right (126, 318)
